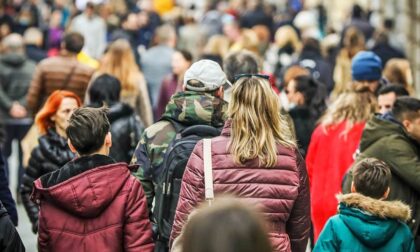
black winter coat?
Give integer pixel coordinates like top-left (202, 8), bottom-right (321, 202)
top-left (289, 106), bottom-right (317, 157)
top-left (20, 128), bottom-right (74, 233)
top-left (0, 201), bottom-right (25, 252)
top-left (108, 103), bottom-right (143, 163)
top-left (0, 149), bottom-right (17, 226)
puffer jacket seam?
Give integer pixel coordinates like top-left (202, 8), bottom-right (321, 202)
top-left (46, 223), bottom-right (123, 236)
top-left (85, 174), bottom-right (98, 203)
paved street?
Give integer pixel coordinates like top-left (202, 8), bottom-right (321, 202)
top-left (8, 141), bottom-right (37, 252)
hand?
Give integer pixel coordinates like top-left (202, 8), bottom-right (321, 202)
top-left (32, 220), bottom-right (38, 234)
top-left (9, 102), bottom-right (27, 118)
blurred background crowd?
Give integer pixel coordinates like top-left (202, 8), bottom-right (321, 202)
top-left (1, 0), bottom-right (420, 251)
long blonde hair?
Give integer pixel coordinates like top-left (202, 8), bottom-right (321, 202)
top-left (228, 77), bottom-right (296, 167)
top-left (320, 89), bottom-right (376, 134)
top-left (98, 39), bottom-right (141, 94)
top-left (331, 26), bottom-right (365, 99)
top-left (274, 25), bottom-right (302, 52)
top-left (383, 58), bottom-right (414, 95)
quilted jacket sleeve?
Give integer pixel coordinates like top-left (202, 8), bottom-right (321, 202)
top-left (26, 64), bottom-right (43, 115)
top-left (131, 139), bottom-right (155, 214)
top-left (313, 218), bottom-right (339, 251)
top-left (37, 203), bottom-right (50, 252)
top-left (124, 176), bottom-right (155, 252)
top-left (0, 202), bottom-right (25, 252)
top-left (286, 151), bottom-right (311, 252)
top-left (169, 141), bottom-right (205, 247)
top-left (20, 147), bottom-right (43, 232)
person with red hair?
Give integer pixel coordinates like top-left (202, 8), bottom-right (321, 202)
top-left (20, 90), bottom-right (81, 233)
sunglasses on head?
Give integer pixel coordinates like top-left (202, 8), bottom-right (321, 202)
top-left (234, 74), bottom-right (270, 83)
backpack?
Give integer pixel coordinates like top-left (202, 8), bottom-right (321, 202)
top-left (154, 124), bottom-right (221, 250)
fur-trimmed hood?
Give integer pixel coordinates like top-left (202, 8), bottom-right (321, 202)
top-left (337, 193), bottom-right (411, 222)
top-left (336, 193), bottom-right (412, 248)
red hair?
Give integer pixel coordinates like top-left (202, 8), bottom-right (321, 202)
top-left (35, 90), bottom-right (82, 134)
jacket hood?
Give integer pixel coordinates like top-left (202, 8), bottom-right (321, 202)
top-left (32, 154), bottom-right (137, 218)
top-left (107, 102), bottom-right (134, 123)
top-left (337, 193), bottom-right (411, 248)
top-left (360, 114), bottom-right (408, 152)
top-left (1, 53), bottom-right (25, 67)
top-left (161, 91), bottom-right (228, 128)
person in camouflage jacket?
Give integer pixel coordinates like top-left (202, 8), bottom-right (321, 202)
top-left (131, 60), bottom-right (229, 214)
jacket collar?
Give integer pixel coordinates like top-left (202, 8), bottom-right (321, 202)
top-left (40, 154), bottom-right (115, 188)
top-left (337, 193), bottom-right (411, 222)
top-left (44, 128), bottom-right (68, 148)
top-left (107, 102), bottom-right (133, 123)
top-left (221, 119), bottom-right (232, 137)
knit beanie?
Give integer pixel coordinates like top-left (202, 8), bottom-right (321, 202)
top-left (351, 51), bottom-right (382, 81)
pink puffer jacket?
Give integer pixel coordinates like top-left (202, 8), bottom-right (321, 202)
top-left (170, 121), bottom-right (310, 252)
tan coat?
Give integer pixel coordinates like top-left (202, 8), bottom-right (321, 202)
top-left (27, 54), bottom-right (95, 114)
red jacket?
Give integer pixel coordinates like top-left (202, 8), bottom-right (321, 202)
top-left (306, 121), bottom-right (365, 241)
top-left (32, 154), bottom-right (154, 252)
top-left (170, 121), bottom-right (310, 252)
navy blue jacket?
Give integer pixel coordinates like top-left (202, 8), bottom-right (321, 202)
top-left (0, 149), bottom-right (17, 225)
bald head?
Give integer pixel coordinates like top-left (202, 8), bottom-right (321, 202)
top-left (2, 33), bottom-right (24, 54)
top-left (155, 24), bottom-right (176, 47)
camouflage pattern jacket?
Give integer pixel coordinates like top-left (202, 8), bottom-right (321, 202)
top-left (131, 91), bottom-right (228, 213)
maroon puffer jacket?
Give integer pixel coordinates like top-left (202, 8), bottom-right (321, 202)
top-left (32, 154), bottom-right (154, 252)
top-left (170, 122), bottom-right (310, 252)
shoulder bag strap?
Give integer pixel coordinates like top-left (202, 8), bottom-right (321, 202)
top-left (203, 138), bottom-right (214, 205)
top-left (61, 63), bottom-right (77, 90)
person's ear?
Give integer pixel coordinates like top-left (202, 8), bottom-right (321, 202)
top-left (105, 132), bottom-right (112, 148)
top-left (51, 114), bottom-right (56, 122)
top-left (382, 187), bottom-right (390, 200)
top-left (351, 181), bottom-right (356, 193)
top-left (296, 92), bottom-right (305, 105)
top-left (216, 86), bottom-right (224, 99)
top-left (67, 139), bottom-right (77, 153)
top-left (402, 119), bottom-right (412, 132)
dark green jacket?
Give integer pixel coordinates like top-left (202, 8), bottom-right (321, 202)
top-left (0, 53), bottom-right (36, 120)
top-left (130, 91), bottom-right (228, 213)
top-left (343, 115), bottom-right (420, 235)
top-left (314, 193), bottom-right (415, 252)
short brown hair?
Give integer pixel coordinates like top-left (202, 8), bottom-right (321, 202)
top-left (353, 158), bottom-right (391, 199)
top-left (66, 107), bottom-right (110, 155)
top-left (62, 32), bottom-right (84, 53)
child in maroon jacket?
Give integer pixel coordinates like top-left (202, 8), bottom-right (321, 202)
top-left (32, 107), bottom-right (154, 252)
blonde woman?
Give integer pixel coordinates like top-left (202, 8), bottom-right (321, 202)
top-left (86, 39), bottom-right (153, 126)
top-left (171, 75), bottom-right (310, 252)
top-left (202, 34), bottom-right (230, 59)
top-left (264, 25), bottom-right (301, 80)
top-left (306, 88), bottom-right (377, 241)
top-left (331, 26), bottom-right (365, 99)
top-left (383, 58), bottom-right (414, 95)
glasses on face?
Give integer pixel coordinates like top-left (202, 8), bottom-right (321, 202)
top-left (234, 74), bottom-right (270, 83)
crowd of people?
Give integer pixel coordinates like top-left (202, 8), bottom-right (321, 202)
top-left (0, 0), bottom-right (419, 252)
